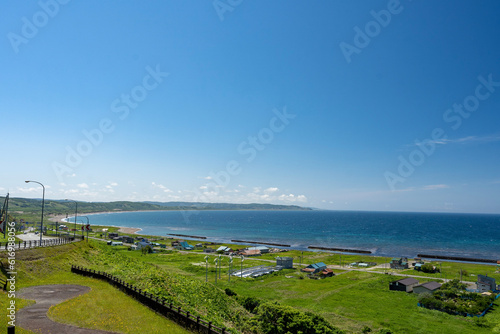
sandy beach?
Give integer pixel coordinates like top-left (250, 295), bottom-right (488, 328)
top-left (48, 212), bottom-right (141, 234)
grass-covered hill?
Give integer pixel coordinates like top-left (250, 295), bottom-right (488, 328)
top-left (3, 197), bottom-right (310, 221)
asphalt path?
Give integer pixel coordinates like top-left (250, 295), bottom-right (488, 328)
top-left (17, 284), bottom-right (117, 334)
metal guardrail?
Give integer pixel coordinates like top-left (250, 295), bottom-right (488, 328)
top-left (0, 236), bottom-right (82, 252)
top-left (71, 265), bottom-right (230, 334)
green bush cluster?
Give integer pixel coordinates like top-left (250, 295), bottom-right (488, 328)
top-left (249, 302), bottom-right (345, 334)
top-left (419, 279), bottom-right (496, 316)
top-left (84, 241), bottom-right (344, 334)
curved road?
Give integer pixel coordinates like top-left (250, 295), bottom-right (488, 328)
top-left (17, 284), bottom-right (117, 334)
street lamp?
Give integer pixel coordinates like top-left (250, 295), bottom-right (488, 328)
top-left (65, 199), bottom-right (78, 239)
top-left (25, 180), bottom-right (45, 244)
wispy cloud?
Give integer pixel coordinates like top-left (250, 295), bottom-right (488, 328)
top-left (422, 184), bottom-right (449, 190)
top-left (415, 134), bottom-right (500, 147)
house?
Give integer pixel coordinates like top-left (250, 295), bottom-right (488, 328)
top-left (180, 241), bottom-right (194, 250)
top-left (389, 277), bottom-right (419, 292)
top-left (477, 275), bottom-right (498, 292)
top-left (217, 246), bottom-right (232, 254)
top-left (204, 247), bottom-right (216, 253)
top-left (412, 257), bottom-right (424, 266)
top-left (135, 241), bottom-right (151, 250)
top-left (301, 262), bottom-right (327, 274)
top-left (108, 241), bottom-right (123, 246)
top-left (122, 236), bottom-right (135, 244)
top-left (413, 281), bottom-right (442, 294)
top-left (320, 268), bottom-right (335, 278)
top-left (240, 249), bottom-right (261, 257)
top-left (390, 257), bottom-right (409, 270)
top-left (276, 257), bottom-right (293, 269)
top-left (108, 232), bottom-right (119, 238)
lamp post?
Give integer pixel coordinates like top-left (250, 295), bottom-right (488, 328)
top-left (25, 180), bottom-right (44, 244)
top-left (65, 199), bottom-right (78, 238)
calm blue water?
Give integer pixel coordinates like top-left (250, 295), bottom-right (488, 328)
top-left (83, 210), bottom-right (500, 260)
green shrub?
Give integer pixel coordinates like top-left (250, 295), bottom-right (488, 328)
top-left (250, 302), bottom-right (344, 334)
top-left (237, 296), bottom-right (261, 314)
top-left (225, 288), bottom-right (237, 297)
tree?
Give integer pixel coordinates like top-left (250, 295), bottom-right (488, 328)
top-left (421, 263), bottom-right (435, 273)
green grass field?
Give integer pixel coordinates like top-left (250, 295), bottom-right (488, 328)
top-left (0, 242), bottom-right (191, 334)
top-left (108, 243), bottom-right (500, 333)
top-left (2, 236), bottom-right (500, 333)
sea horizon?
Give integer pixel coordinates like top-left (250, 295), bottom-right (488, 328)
top-left (68, 209), bottom-right (500, 261)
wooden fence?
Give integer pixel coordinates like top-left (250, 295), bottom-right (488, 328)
top-left (71, 265), bottom-right (230, 334)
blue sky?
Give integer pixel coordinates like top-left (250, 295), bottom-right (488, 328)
top-left (2, 0), bottom-right (500, 213)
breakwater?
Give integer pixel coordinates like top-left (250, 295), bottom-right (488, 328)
top-left (231, 240), bottom-right (291, 247)
top-left (417, 254), bottom-right (498, 264)
top-left (168, 234), bottom-right (207, 239)
top-left (308, 246), bottom-right (372, 254)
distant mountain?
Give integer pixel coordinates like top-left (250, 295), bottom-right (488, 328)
top-left (143, 201), bottom-right (311, 211)
top-left (5, 197), bottom-right (311, 218)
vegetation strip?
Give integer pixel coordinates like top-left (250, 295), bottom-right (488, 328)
top-left (417, 254), bottom-right (498, 264)
top-left (71, 265), bottom-right (229, 334)
top-left (307, 246), bottom-right (372, 254)
top-left (230, 240), bottom-right (291, 247)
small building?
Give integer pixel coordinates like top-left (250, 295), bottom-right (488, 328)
top-left (108, 241), bottom-right (123, 246)
top-left (240, 249), bottom-right (261, 257)
top-left (320, 268), bottom-right (334, 278)
top-left (477, 275), bottom-right (497, 292)
top-left (204, 247), bottom-right (216, 253)
top-left (217, 246), bottom-right (232, 253)
top-left (180, 241), bottom-right (194, 250)
top-left (248, 246), bottom-right (269, 254)
top-left (389, 277), bottom-right (419, 292)
top-left (122, 236), bottom-right (135, 244)
top-left (390, 257), bottom-right (409, 270)
top-left (276, 257), bottom-right (293, 269)
top-left (135, 241), bottom-right (151, 250)
top-left (108, 232), bottom-right (119, 238)
top-left (301, 262), bottom-right (327, 274)
top-left (413, 281), bottom-right (442, 294)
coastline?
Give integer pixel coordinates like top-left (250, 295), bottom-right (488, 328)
top-left (48, 212), bottom-right (142, 234)
top-left (48, 210), bottom-right (500, 263)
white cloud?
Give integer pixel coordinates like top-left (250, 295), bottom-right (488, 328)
top-left (264, 187), bottom-right (279, 193)
top-left (152, 182), bottom-right (173, 193)
top-left (77, 183), bottom-right (89, 189)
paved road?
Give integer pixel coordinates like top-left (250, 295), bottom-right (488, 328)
top-left (17, 284), bottom-right (117, 334)
top-left (17, 232), bottom-right (58, 241)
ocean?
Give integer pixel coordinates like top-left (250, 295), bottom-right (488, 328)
top-left (84, 210), bottom-right (500, 260)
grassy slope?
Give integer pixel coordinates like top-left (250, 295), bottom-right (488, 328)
top-left (2, 239), bottom-right (500, 334)
top-left (115, 245), bottom-right (500, 334)
top-left (0, 242), bottom-right (191, 334)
